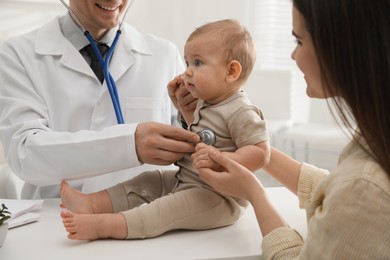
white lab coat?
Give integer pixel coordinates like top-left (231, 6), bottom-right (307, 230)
top-left (0, 16), bottom-right (184, 198)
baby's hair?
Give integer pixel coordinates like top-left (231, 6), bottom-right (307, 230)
top-left (188, 19), bottom-right (256, 82)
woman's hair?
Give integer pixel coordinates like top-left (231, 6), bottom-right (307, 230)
top-left (293, 0), bottom-right (390, 176)
top-left (187, 19), bottom-right (256, 82)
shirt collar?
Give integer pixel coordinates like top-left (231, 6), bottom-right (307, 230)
top-left (60, 12), bottom-right (118, 51)
top-left (37, 12), bottom-right (153, 57)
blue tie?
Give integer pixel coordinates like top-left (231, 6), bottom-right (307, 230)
top-left (82, 43), bottom-right (108, 84)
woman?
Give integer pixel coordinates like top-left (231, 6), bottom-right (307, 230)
top-left (193, 0), bottom-right (390, 258)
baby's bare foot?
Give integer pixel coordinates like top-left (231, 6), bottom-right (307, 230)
top-left (60, 210), bottom-right (127, 240)
top-left (60, 181), bottom-right (94, 214)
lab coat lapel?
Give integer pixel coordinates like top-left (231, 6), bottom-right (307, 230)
top-left (109, 24), bottom-right (153, 82)
top-left (35, 17), bottom-right (96, 80)
top-left (109, 35), bottom-right (135, 81)
top-left (35, 18), bottom-right (153, 83)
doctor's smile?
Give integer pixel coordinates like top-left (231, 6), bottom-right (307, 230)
top-left (96, 4), bottom-right (121, 12)
top-left (93, 1), bottom-right (127, 15)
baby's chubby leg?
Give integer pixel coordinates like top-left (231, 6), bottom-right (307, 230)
top-left (60, 181), bottom-right (113, 214)
top-left (61, 210), bottom-right (127, 240)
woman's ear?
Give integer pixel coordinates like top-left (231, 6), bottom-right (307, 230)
top-left (226, 60), bottom-right (242, 82)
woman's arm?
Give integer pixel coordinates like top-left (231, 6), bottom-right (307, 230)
top-left (263, 147), bottom-right (302, 195)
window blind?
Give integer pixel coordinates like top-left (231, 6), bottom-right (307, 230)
top-left (253, 0), bottom-right (295, 69)
top-left (252, 0), bottom-right (310, 123)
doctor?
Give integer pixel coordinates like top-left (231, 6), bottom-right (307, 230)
top-left (0, 0), bottom-right (199, 199)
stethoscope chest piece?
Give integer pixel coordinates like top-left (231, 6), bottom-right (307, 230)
top-left (197, 129), bottom-right (216, 146)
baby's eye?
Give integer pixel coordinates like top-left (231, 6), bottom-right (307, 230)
top-left (185, 61), bottom-right (189, 68)
top-left (194, 59), bottom-right (202, 66)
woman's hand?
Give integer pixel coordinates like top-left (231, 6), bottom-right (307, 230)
top-left (195, 147), bottom-right (264, 202)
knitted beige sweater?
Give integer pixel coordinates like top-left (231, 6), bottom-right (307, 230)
top-left (262, 138), bottom-right (390, 259)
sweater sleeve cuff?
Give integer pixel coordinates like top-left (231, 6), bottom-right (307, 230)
top-left (297, 163), bottom-right (328, 208)
top-left (262, 227), bottom-right (303, 260)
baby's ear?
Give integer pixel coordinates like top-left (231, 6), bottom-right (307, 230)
top-left (226, 60), bottom-right (242, 82)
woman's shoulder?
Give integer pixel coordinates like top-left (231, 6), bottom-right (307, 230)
top-left (327, 139), bottom-right (390, 198)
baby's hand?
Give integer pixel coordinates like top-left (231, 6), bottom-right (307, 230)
top-left (192, 143), bottom-right (221, 171)
top-left (167, 74), bottom-right (197, 124)
top-left (167, 75), bottom-right (185, 110)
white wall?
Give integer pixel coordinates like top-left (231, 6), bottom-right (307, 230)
top-left (125, 0), bottom-right (254, 57)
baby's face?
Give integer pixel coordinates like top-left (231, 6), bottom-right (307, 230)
top-left (183, 35), bottom-right (232, 104)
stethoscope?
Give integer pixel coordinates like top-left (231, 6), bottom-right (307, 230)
top-left (197, 129), bottom-right (216, 146)
top-left (59, 1), bottom-right (216, 145)
top-left (59, 0), bottom-right (136, 124)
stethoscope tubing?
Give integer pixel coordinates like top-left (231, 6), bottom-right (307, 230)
top-left (85, 31), bottom-right (124, 124)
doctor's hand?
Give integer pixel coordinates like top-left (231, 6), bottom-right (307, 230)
top-left (168, 75), bottom-right (197, 124)
top-left (135, 122), bottom-right (200, 165)
top-left (196, 149), bottom-right (264, 202)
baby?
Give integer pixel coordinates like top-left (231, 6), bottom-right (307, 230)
top-left (60, 19), bottom-right (270, 240)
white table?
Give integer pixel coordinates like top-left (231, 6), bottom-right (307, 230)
top-left (0, 187), bottom-right (306, 260)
